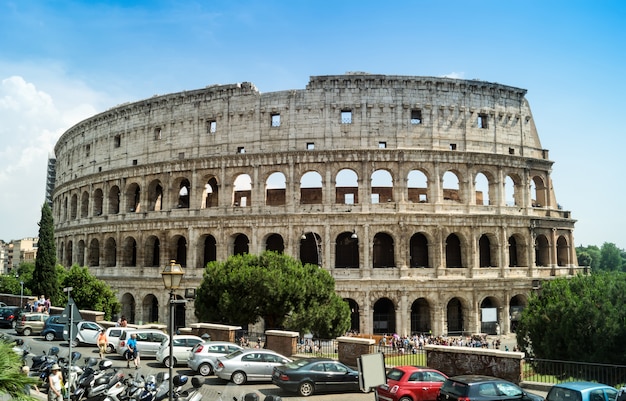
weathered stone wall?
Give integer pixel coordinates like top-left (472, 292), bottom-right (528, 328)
top-left (426, 344), bottom-right (523, 383)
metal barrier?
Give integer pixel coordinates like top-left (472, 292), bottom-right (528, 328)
top-left (523, 358), bottom-right (626, 387)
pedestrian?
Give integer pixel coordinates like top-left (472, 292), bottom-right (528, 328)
top-left (21, 365), bottom-right (39, 395)
top-left (48, 363), bottom-right (63, 401)
top-left (126, 333), bottom-right (140, 369)
top-left (97, 329), bottom-right (108, 359)
top-left (120, 316), bottom-right (128, 327)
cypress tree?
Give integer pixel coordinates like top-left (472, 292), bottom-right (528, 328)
top-left (32, 203), bottom-right (59, 303)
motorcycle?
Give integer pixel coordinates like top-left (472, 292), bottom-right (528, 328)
top-left (31, 345), bottom-right (59, 372)
top-left (72, 359), bottom-right (115, 401)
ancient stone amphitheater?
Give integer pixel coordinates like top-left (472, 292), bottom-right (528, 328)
top-left (52, 73), bottom-right (581, 336)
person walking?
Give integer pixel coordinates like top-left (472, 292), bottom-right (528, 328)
top-left (48, 364), bottom-right (63, 401)
top-left (126, 333), bottom-right (140, 369)
top-left (97, 329), bottom-right (108, 359)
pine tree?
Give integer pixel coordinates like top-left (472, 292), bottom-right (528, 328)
top-left (32, 203), bottom-right (59, 303)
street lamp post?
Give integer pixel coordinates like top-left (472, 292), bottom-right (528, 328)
top-left (161, 260), bottom-right (184, 401)
top-left (19, 281), bottom-right (24, 310)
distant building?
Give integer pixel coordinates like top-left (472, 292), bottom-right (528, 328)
top-left (7, 238), bottom-right (38, 273)
top-left (52, 74), bottom-right (582, 335)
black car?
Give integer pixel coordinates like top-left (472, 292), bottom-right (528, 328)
top-left (272, 357), bottom-right (360, 397)
top-left (0, 306), bottom-right (21, 328)
top-left (437, 375), bottom-right (544, 401)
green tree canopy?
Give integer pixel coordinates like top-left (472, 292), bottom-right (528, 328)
top-left (599, 242), bottom-right (624, 271)
top-left (516, 272), bottom-right (626, 364)
top-left (0, 340), bottom-right (39, 400)
top-left (58, 265), bottom-right (121, 320)
top-left (32, 203), bottom-right (59, 303)
top-left (194, 251), bottom-right (350, 337)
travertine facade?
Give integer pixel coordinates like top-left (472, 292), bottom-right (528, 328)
top-left (52, 74), bottom-right (581, 335)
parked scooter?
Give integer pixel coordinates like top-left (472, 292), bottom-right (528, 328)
top-left (72, 359), bottom-right (115, 401)
top-left (31, 345), bottom-right (59, 372)
top-left (173, 376), bottom-right (203, 401)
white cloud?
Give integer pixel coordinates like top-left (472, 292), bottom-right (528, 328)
top-left (441, 72), bottom-right (465, 79)
top-left (0, 74), bottom-right (102, 241)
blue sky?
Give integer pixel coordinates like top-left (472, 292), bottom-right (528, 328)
top-left (0, 0), bottom-right (624, 250)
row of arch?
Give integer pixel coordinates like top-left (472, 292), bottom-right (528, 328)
top-left (58, 229), bottom-right (571, 270)
top-left (55, 167), bottom-right (551, 222)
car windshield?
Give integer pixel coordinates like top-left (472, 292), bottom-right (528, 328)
top-left (283, 359), bottom-right (313, 369)
top-left (442, 380), bottom-right (468, 397)
top-left (224, 349), bottom-right (244, 359)
top-left (386, 368), bottom-right (406, 381)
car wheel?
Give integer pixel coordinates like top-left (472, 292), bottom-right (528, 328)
top-left (199, 363), bottom-right (213, 376)
top-left (164, 356), bottom-right (176, 368)
top-left (298, 381), bottom-right (315, 397)
top-left (106, 344), bottom-right (115, 354)
top-left (45, 332), bottom-right (55, 341)
top-left (10, 320), bottom-right (16, 329)
top-left (399, 397), bottom-right (414, 401)
top-left (70, 338), bottom-right (79, 347)
top-left (232, 371), bottom-right (247, 385)
top-left (23, 328), bottom-right (32, 336)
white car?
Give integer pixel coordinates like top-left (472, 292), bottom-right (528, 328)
top-left (155, 334), bottom-right (203, 367)
top-left (116, 329), bottom-right (168, 358)
top-left (104, 326), bottom-right (135, 354)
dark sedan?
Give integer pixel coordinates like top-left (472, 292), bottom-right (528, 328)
top-left (0, 306), bottom-right (21, 328)
top-left (272, 357), bottom-right (360, 397)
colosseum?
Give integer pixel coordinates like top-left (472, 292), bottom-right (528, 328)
top-left (52, 73), bottom-right (582, 336)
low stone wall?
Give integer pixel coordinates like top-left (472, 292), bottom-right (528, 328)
top-left (426, 344), bottom-right (524, 383)
top-left (337, 336), bottom-right (376, 367)
top-left (188, 322), bottom-right (241, 342)
top-left (265, 330), bottom-right (299, 357)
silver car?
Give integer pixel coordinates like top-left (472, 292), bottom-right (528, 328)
top-left (215, 348), bottom-right (292, 385)
top-left (187, 341), bottom-right (244, 376)
top-left (155, 334), bottom-right (203, 367)
top-left (117, 329), bottom-right (168, 358)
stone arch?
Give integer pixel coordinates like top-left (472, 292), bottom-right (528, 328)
top-left (88, 238), bottom-right (100, 267)
top-left (474, 172), bottom-right (493, 206)
top-left (509, 294), bottom-right (528, 333)
top-left (58, 241), bottom-right (64, 264)
top-left (265, 172), bottom-right (286, 206)
top-left (175, 178), bottom-right (191, 209)
top-left (201, 176), bottom-right (219, 208)
top-left (142, 294), bottom-right (159, 324)
top-left (170, 235), bottom-right (187, 267)
top-left (104, 237), bottom-right (116, 267)
top-left (479, 296), bottom-right (502, 334)
top-left (63, 196), bottom-right (68, 221)
top-left (265, 233), bottom-right (285, 253)
top-left (535, 234), bottom-right (550, 267)
top-left (80, 191), bottom-right (89, 218)
top-left (504, 173), bottom-right (522, 207)
top-left (126, 182), bottom-right (141, 212)
top-left (77, 240), bottom-right (86, 266)
top-left (109, 186), bottom-right (120, 214)
top-left (410, 298), bottom-right (431, 334)
top-left (508, 233), bottom-right (528, 267)
top-left (531, 175), bottom-right (547, 207)
top-left (445, 233), bottom-right (463, 268)
top-left (145, 235), bottom-right (161, 267)
top-left (93, 188), bottom-right (103, 216)
top-left (233, 233), bottom-right (249, 256)
top-left (335, 231), bottom-right (359, 268)
top-left (300, 171), bottom-right (322, 204)
top-left (147, 179), bottom-right (163, 211)
top-left (410, 232), bottom-right (430, 268)
top-left (407, 169), bottom-right (429, 203)
top-left (446, 297), bottom-right (465, 335)
top-left (233, 174), bottom-right (252, 207)
top-left (442, 170), bottom-right (462, 203)
top-left (70, 194), bottom-right (78, 219)
top-left (373, 297), bottom-right (396, 334)
top-left (120, 292), bottom-right (136, 324)
top-left (479, 233), bottom-right (498, 267)
top-left (300, 232), bottom-right (322, 266)
top-left (199, 234), bottom-right (217, 268)
top-left (65, 240), bottom-right (73, 266)
top-left (371, 169), bottom-right (393, 203)
top-left (335, 169), bottom-right (358, 204)
top-left (557, 235), bottom-right (569, 266)
top-left (345, 298), bottom-right (360, 333)
top-left (122, 236), bottom-right (138, 267)
top-left (372, 232), bottom-right (395, 268)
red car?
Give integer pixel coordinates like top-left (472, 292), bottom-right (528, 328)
top-left (375, 366), bottom-right (448, 401)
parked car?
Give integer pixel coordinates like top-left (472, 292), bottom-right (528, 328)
top-left (546, 382), bottom-right (617, 401)
top-left (103, 326), bottom-right (135, 354)
top-left (437, 375), bottom-right (544, 401)
top-left (155, 334), bottom-right (203, 367)
top-left (375, 366), bottom-right (448, 401)
top-left (40, 315), bottom-right (105, 346)
top-left (117, 329), bottom-right (168, 358)
top-left (215, 348), bottom-right (292, 385)
top-left (187, 341), bottom-right (244, 376)
top-left (15, 312), bottom-right (49, 336)
top-left (272, 357), bottom-right (360, 397)
top-left (0, 306), bottom-right (22, 329)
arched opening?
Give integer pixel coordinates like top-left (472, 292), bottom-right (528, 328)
top-left (372, 232), bottom-right (395, 268)
top-left (407, 170), bottom-right (428, 203)
top-left (143, 294), bottom-right (159, 324)
top-left (475, 172), bottom-right (490, 205)
top-left (443, 171), bottom-right (461, 203)
top-left (479, 234), bottom-right (492, 267)
top-left (410, 233), bottom-right (429, 267)
top-left (346, 299), bottom-right (360, 333)
top-left (410, 298), bottom-right (430, 334)
top-left (265, 172), bottom-right (286, 206)
top-left (127, 183), bottom-right (141, 212)
top-left (233, 174), bottom-right (252, 207)
top-left (178, 179), bottom-right (190, 208)
top-left (145, 236), bottom-right (160, 267)
top-left (93, 188), bottom-right (103, 216)
top-left (266, 234), bottom-right (285, 253)
top-left (335, 169), bottom-right (358, 204)
top-left (202, 177), bottom-right (219, 208)
top-left (445, 234), bottom-right (463, 268)
top-left (557, 236), bottom-right (569, 266)
top-left (535, 234), bottom-right (550, 267)
top-left (509, 294), bottom-right (527, 333)
top-left (371, 169), bottom-right (393, 204)
top-left (446, 298), bottom-right (464, 335)
top-left (120, 293), bottom-right (136, 324)
top-left (233, 234), bottom-right (249, 256)
top-left (148, 180), bottom-right (163, 211)
top-left (65, 240), bottom-right (73, 266)
top-left (174, 237), bottom-right (187, 267)
top-left (123, 237), bottom-right (137, 267)
top-left (480, 297), bottom-right (500, 335)
top-left (88, 238), bottom-right (100, 267)
top-left (104, 237), bottom-right (116, 267)
top-left (80, 191), bottom-right (89, 218)
top-left (373, 298), bottom-right (395, 335)
top-left (300, 232), bottom-right (322, 266)
top-left (201, 235), bottom-right (217, 268)
top-left (300, 171), bottom-right (323, 204)
top-left (335, 232), bottom-right (359, 268)
top-left (109, 186), bottom-right (120, 214)
top-left (70, 194), bottom-right (78, 219)
top-left (77, 240), bottom-right (85, 266)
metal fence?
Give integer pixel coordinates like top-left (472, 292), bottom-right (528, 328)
top-left (523, 358), bottom-right (626, 387)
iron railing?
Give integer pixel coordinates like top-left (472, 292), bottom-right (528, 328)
top-left (523, 358), bottom-right (626, 387)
